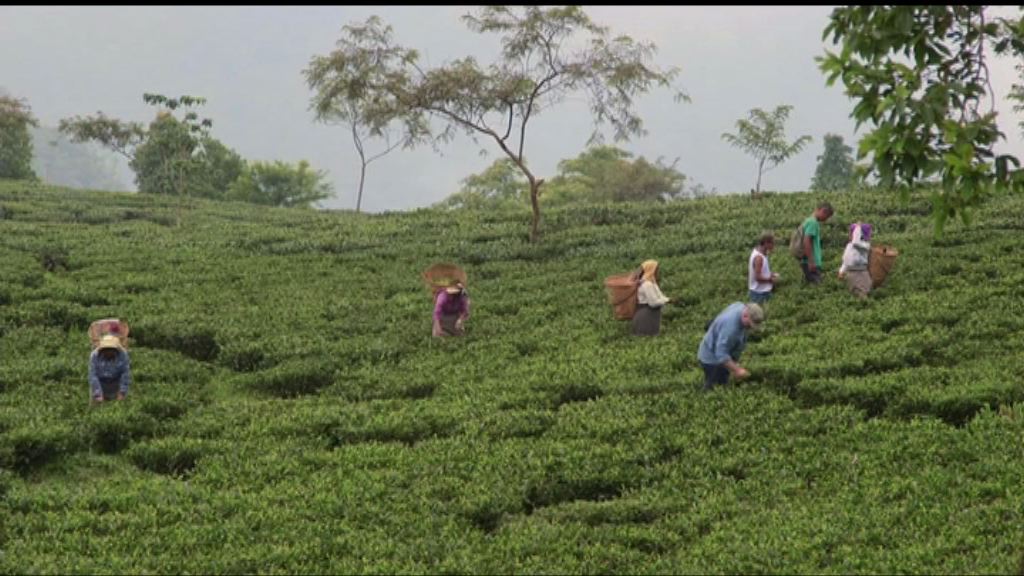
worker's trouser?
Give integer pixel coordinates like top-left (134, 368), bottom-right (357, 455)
top-left (701, 363), bottom-right (730, 392)
top-left (800, 261), bottom-right (822, 284)
top-left (98, 379), bottom-right (121, 401)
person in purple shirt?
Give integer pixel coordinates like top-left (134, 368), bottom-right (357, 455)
top-left (433, 282), bottom-right (471, 337)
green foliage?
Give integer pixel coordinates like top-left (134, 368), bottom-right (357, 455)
top-left (437, 158), bottom-right (528, 211)
top-left (0, 94), bottom-right (39, 180)
top-left (819, 6), bottom-right (1024, 235)
top-left (545, 146), bottom-right (687, 205)
top-left (59, 94), bottom-right (243, 201)
top-left (722, 104), bottom-right (812, 194)
top-left (226, 160), bottom-right (333, 208)
top-left (131, 112), bottom-right (206, 197)
top-left (305, 6), bottom-right (685, 240)
top-left (441, 146), bottom-right (687, 210)
top-left (2, 179), bottom-right (1024, 572)
top-left (193, 137), bottom-right (245, 199)
top-left (811, 133), bottom-right (856, 192)
top-left (58, 111), bottom-right (146, 161)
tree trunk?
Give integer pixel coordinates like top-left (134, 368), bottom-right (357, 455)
top-left (755, 157), bottom-right (765, 195)
top-left (529, 180), bottom-right (542, 243)
top-left (356, 160), bottom-right (366, 213)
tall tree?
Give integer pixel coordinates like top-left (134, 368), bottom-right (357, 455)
top-left (304, 6), bottom-right (685, 241)
top-left (305, 16), bottom-right (422, 213)
top-left (60, 94), bottom-right (243, 201)
top-left (810, 133), bottom-right (856, 192)
top-left (0, 93), bottom-right (39, 180)
top-left (819, 6), bottom-right (1024, 233)
top-left (722, 104), bottom-right (812, 195)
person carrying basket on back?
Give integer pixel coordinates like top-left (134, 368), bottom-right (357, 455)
top-left (433, 281), bottom-right (471, 337)
top-left (423, 264), bottom-right (471, 338)
top-left (633, 259), bottom-right (671, 336)
top-left (89, 319), bottom-right (132, 403)
top-left (838, 221), bottom-right (873, 299)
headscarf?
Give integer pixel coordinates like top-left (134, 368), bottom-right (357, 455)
top-left (641, 260), bottom-right (659, 283)
top-left (849, 222), bottom-right (872, 242)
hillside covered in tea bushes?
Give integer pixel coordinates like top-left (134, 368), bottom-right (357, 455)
top-left (1, 179), bottom-right (1023, 573)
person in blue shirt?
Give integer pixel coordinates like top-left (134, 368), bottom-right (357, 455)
top-left (89, 335), bottom-right (132, 403)
top-left (697, 302), bottom-right (764, 391)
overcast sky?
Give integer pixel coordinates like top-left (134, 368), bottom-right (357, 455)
top-left (3, 6), bottom-right (1023, 211)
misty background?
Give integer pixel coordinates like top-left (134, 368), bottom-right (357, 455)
top-left (3, 5), bottom-right (1023, 211)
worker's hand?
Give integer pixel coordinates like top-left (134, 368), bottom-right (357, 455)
top-left (116, 392), bottom-right (125, 401)
top-left (837, 271), bottom-right (845, 279)
top-left (733, 367), bottom-right (750, 380)
top-left (771, 273), bottom-right (780, 282)
top-left (455, 318), bottom-right (465, 332)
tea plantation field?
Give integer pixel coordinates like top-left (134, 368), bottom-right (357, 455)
top-left (1, 179), bottom-right (1023, 573)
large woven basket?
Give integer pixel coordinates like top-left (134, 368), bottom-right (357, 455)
top-left (422, 263), bottom-right (468, 296)
top-left (604, 271), bottom-right (641, 320)
top-left (89, 318), bottom-right (130, 350)
top-left (868, 245), bottom-right (898, 288)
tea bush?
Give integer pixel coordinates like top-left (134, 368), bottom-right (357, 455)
top-left (1, 180), bottom-right (1023, 572)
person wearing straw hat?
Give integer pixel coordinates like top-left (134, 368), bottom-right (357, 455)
top-left (633, 259), bottom-right (671, 336)
top-left (697, 302), bottom-right (765, 391)
top-left (89, 334), bottom-right (132, 403)
top-left (432, 281), bottom-right (471, 337)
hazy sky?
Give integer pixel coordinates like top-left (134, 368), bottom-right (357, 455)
top-left (3, 6), bottom-right (1023, 211)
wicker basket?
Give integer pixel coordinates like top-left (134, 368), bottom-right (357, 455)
top-left (89, 318), bottom-right (130, 350)
top-left (604, 271), bottom-right (641, 320)
top-left (422, 263), bottom-right (468, 296)
top-left (868, 245), bottom-right (898, 288)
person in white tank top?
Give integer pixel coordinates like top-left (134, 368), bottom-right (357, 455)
top-left (748, 232), bottom-right (779, 304)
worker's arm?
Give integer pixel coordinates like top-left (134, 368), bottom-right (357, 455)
top-left (722, 359), bottom-right (750, 379)
top-left (432, 292), bottom-right (445, 337)
top-left (752, 254), bottom-right (773, 284)
top-left (118, 353), bottom-right (132, 398)
top-left (803, 234), bottom-right (815, 270)
top-left (88, 355), bottom-right (102, 400)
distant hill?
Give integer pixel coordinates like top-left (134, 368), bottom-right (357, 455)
top-left (30, 124), bottom-right (132, 191)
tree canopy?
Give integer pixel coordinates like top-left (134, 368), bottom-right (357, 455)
top-left (810, 133), bottom-right (856, 192)
top-left (305, 6), bottom-right (684, 240)
top-left (0, 94), bottom-right (39, 180)
top-left (438, 145), bottom-right (687, 210)
top-left (819, 5), bottom-right (1024, 233)
top-left (721, 104), bottom-right (811, 195)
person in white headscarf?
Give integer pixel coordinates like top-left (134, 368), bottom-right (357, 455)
top-left (838, 222), bottom-right (872, 299)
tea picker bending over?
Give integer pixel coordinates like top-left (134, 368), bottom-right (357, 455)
top-left (90, 335), bottom-right (132, 403)
top-left (697, 302), bottom-right (764, 392)
top-left (433, 281), bottom-right (471, 337)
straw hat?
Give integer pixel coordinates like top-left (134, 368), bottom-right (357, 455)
top-left (98, 334), bottom-right (124, 352)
